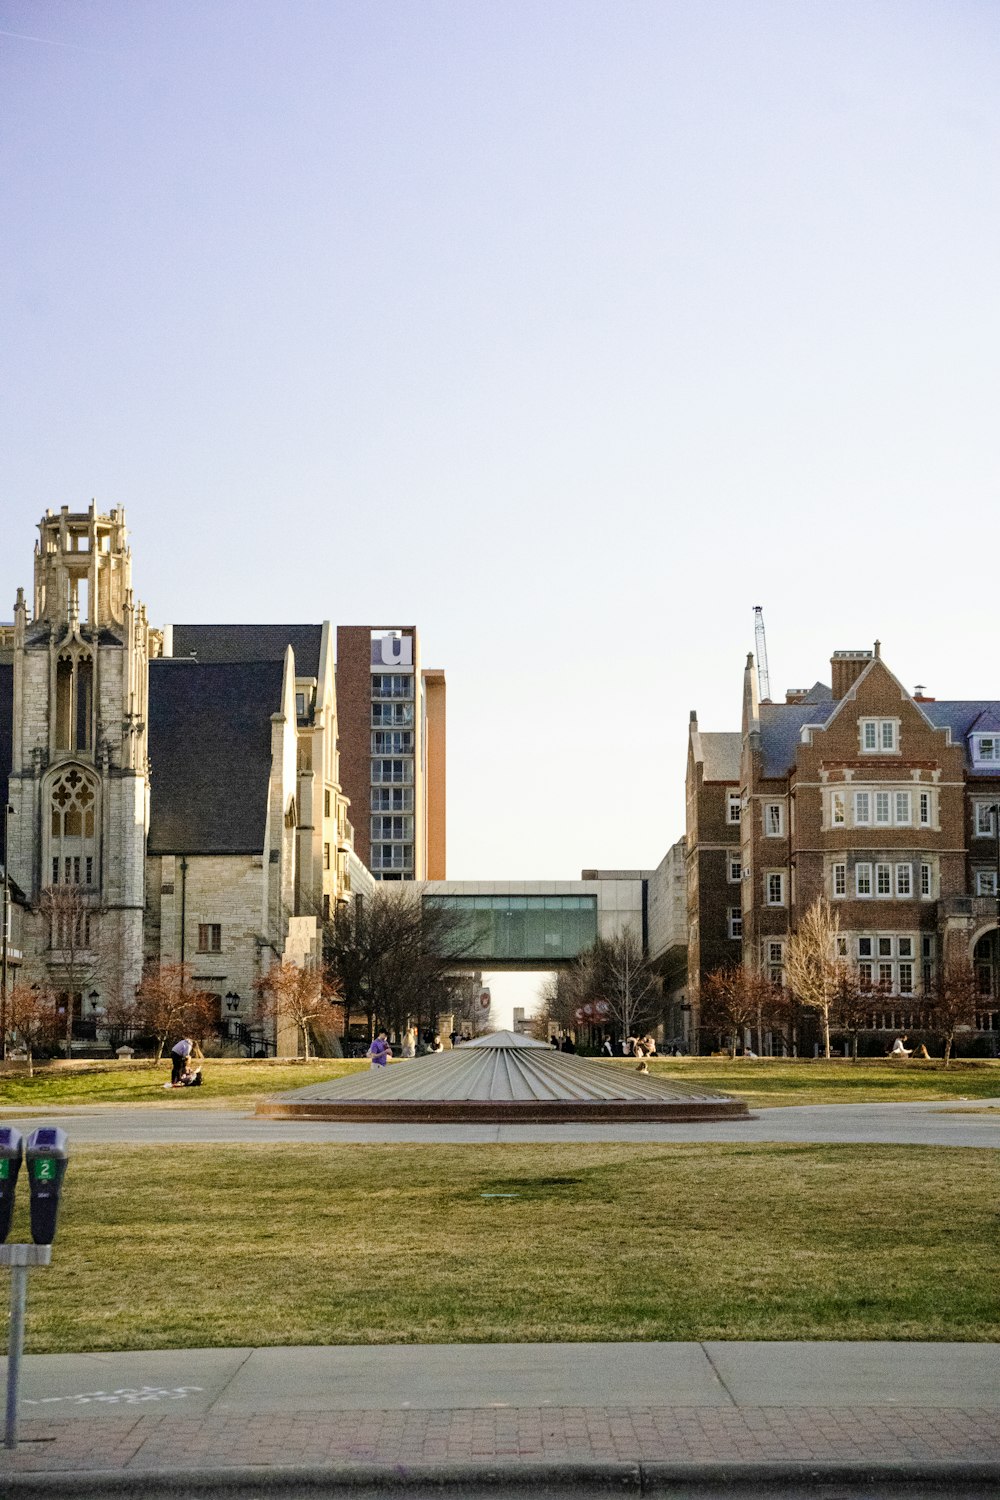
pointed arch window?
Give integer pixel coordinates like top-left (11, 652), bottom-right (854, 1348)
top-left (55, 648), bottom-right (93, 752)
top-left (48, 767), bottom-right (99, 888)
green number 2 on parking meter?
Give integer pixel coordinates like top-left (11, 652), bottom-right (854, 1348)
top-left (32, 1158), bottom-right (56, 1182)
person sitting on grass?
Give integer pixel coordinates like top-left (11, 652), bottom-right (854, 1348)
top-left (890, 1035), bottom-right (912, 1058)
top-left (179, 1062), bottom-right (203, 1087)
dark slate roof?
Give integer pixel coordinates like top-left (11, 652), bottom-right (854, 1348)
top-left (0, 662), bottom-right (11, 862)
top-left (759, 699), bottom-right (835, 777)
top-left (171, 625), bottom-right (322, 679)
top-left (922, 701), bottom-right (1000, 775)
top-left (147, 660), bottom-right (285, 854)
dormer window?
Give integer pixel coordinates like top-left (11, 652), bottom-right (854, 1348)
top-left (972, 734), bottom-right (999, 766)
top-left (860, 718), bottom-right (898, 753)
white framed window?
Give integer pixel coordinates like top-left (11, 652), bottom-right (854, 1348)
top-left (765, 872), bottom-right (785, 906)
top-left (858, 961), bottom-right (873, 987)
top-left (856, 863), bottom-right (872, 897)
top-left (764, 802), bottom-right (784, 836)
top-left (919, 791), bottom-right (932, 826)
top-left (920, 861), bottom-right (933, 899)
top-left (728, 854), bottom-right (742, 883)
top-left (835, 935), bottom-right (848, 958)
top-left (875, 790), bottom-right (891, 825)
top-left (972, 734), bottom-right (1000, 765)
top-left (975, 870), bottom-right (999, 896)
top-left (768, 940), bottom-right (784, 965)
top-left (854, 791), bottom-right (871, 825)
top-left (898, 963), bottom-right (914, 994)
top-left (858, 936), bottom-right (874, 958)
top-left (728, 906), bottom-right (742, 939)
top-left (877, 936), bottom-right (893, 958)
top-left (831, 790), bottom-right (845, 826)
top-left (897, 937), bottom-right (914, 959)
top-left (371, 842), bottom-right (414, 872)
top-left (371, 785), bottom-right (414, 813)
top-left (895, 863), bottom-right (912, 897)
top-left (371, 815), bottom-right (414, 842)
top-left (860, 718), bottom-right (898, 753)
top-left (371, 701), bottom-right (414, 728)
top-left (975, 802), bottom-right (999, 837)
top-left (371, 730), bottom-right (414, 756)
top-left (371, 674), bottom-right (414, 700)
top-left (371, 758), bottom-right (414, 785)
top-left (832, 862), bottom-right (847, 897)
top-left (876, 863), bottom-right (892, 897)
top-left (727, 792), bottom-right (741, 825)
top-left (878, 961), bottom-right (894, 987)
top-left (894, 791), bottom-right (911, 825)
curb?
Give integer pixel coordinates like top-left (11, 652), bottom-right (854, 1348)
top-left (5, 1459), bottom-right (1000, 1496)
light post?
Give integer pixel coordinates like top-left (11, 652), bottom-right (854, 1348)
top-left (1, 803), bottom-right (13, 1062)
top-left (992, 805), bottom-right (1000, 1012)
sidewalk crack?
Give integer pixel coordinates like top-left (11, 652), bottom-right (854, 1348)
top-left (207, 1346), bottom-right (256, 1416)
top-left (700, 1342), bottom-right (738, 1406)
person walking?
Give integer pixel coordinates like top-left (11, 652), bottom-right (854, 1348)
top-left (367, 1029), bottom-right (392, 1069)
top-left (170, 1036), bottom-right (193, 1085)
top-left (401, 1027), bottom-right (417, 1059)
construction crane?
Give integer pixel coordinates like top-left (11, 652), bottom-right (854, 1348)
top-left (753, 606), bottom-right (772, 702)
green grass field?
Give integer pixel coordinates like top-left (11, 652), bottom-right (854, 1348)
top-left (2, 1054), bottom-right (998, 1110)
top-left (10, 1142), bottom-right (998, 1354)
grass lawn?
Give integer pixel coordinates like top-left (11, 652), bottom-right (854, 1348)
top-left (10, 1142), bottom-right (1000, 1354)
top-left (641, 1055), bottom-right (1000, 1110)
top-left (0, 1059), bottom-right (365, 1107)
top-left (2, 1055), bottom-right (998, 1110)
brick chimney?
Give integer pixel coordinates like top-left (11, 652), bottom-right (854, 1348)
top-left (830, 649), bottom-right (873, 700)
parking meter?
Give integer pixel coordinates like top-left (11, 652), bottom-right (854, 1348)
top-left (0, 1128), bottom-right (23, 1243)
top-left (25, 1128), bottom-right (68, 1245)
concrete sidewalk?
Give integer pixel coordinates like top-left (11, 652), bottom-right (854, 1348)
top-left (2, 1342), bottom-right (999, 1494)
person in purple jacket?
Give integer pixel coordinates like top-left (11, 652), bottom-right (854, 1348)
top-left (367, 1029), bottom-right (392, 1069)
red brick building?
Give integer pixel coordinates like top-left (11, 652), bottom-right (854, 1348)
top-left (686, 644), bottom-right (1000, 1051)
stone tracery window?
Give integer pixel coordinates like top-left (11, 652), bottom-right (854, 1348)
top-left (48, 767), bottom-right (99, 887)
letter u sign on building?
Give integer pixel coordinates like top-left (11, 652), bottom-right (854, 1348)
top-left (371, 631), bottom-right (412, 668)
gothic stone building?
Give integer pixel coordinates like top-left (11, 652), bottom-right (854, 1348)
top-left (0, 506), bottom-right (359, 1044)
top-left (686, 644), bottom-right (1000, 1049)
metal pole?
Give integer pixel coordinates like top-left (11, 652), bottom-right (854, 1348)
top-left (994, 805), bottom-right (1000, 1014)
top-left (2, 1245), bottom-right (51, 1450)
top-left (4, 1265), bottom-right (28, 1448)
top-left (1, 802), bottom-right (11, 1061)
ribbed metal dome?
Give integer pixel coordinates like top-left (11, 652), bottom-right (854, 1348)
top-left (259, 1031), bottom-right (748, 1122)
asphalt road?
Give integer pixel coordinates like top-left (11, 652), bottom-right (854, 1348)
top-left (1, 1098), bottom-right (998, 1146)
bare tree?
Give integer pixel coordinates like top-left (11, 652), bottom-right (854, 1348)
top-left (830, 967), bottom-right (882, 1062)
top-left (37, 883), bottom-right (95, 1058)
top-left (785, 898), bottom-right (843, 1060)
top-left (255, 961), bottom-right (342, 1059)
top-left (325, 887), bottom-right (472, 1043)
top-left (3, 982), bottom-right (62, 1076)
top-left (702, 966), bottom-right (785, 1058)
top-left (133, 962), bottom-right (198, 1064)
top-left (566, 927), bottom-right (661, 1044)
top-left (929, 957), bottom-right (980, 1067)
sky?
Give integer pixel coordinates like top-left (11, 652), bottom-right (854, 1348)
top-left (3, 1), bottom-right (999, 1015)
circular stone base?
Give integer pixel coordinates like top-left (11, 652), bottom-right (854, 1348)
top-left (256, 1097), bottom-right (750, 1123)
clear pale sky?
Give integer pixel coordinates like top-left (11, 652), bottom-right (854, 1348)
top-left (3, 0), bottom-right (998, 1003)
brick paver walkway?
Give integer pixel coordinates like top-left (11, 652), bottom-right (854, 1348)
top-left (4, 1404), bottom-right (1000, 1476)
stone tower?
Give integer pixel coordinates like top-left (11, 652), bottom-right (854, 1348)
top-left (8, 505), bottom-right (151, 1017)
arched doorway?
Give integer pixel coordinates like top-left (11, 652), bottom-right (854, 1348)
top-left (972, 929), bottom-right (1000, 1035)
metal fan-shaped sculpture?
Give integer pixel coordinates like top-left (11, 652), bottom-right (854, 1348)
top-left (258, 1031), bottom-right (748, 1122)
